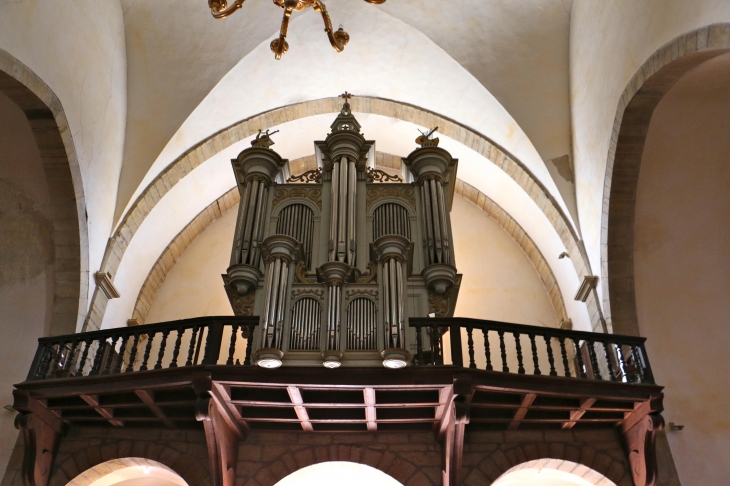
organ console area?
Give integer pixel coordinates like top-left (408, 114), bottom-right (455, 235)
top-left (222, 97), bottom-right (461, 368)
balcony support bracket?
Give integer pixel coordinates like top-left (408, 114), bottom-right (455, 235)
top-left (622, 411), bottom-right (664, 486)
top-left (441, 375), bottom-right (471, 486)
top-left (13, 391), bottom-right (64, 486)
top-left (196, 395), bottom-right (243, 486)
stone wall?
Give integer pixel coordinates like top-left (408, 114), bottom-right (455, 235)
top-left (2, 427), bottom-right (635, 486)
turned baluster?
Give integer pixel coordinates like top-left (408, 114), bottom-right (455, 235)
top-left (631, 345), bottom-right (645, 382)
top-left (104, 336), bottom-right (120, 375)
top-left (90, 339), bottom-right (106, 376)
top-left (498, 330), bottom-right (508, 372)
top-left (415, 325), bottom-right (424, 366)
top-left (139, 332), bottom-right (155, 371)
top-left (482, 330), bottom-right (493, 371)
top-left (587, 341), bottom-right (602, 380)
top-left (169, 329), bottom-right (184, 368)
top-left (47, 341), bottom-right (66, 377)
top-left (243, 325), bottom-right (255, 366)
top-left (513, 332), bottom-right (525, 374)
top-left (35, 344), bottom-right (52, 379)
top-left (602, 341), bottom-right (616, 381)
top-left (528, 334), bottom-right (540, 375)
top-left (436, 325), bottom-right (444, 365)
top-left (573, 339), bottom-right (586, 378)
top-left (154, 329), bottom-right (170, 370)
top-left (186, 326), bottom-right (200, 366)
top-left (125, 333), bottom-right (141, 372)
top-left (113, 335), bottom-right (129, 374)
top-left (615, 344), bottom-right (628, 382)
top-left (544, 336), bottom-right (557, 377)
top-left (77, 338), bottom-right (93, 376)
top-left (467, 327), bottom-right (476, 369)
top-left (62, 339), bottom-right (80, 376)
top-left (558, 337), bottom-right (571, 377)
top-left (227, 324), bottom-right (239, 365)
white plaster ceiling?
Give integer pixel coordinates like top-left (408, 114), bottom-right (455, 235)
top-left (116, 0), bottom-right (574, 223)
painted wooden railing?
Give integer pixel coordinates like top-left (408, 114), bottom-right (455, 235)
top-left (410, 317), bottom-right (655, 384)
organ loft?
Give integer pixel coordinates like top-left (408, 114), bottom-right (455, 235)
top-left (222, 95), bottom-right (462, 369)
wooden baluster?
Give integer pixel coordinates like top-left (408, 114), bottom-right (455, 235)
top-left (615, 344), bottom-right (628, 382)
top-left (104, 336), bottom-right (120, 375)
top-left (631, 345), bottom-right (645, 382)
top-left (467, 327), bottom-right (476, 369)
top-left (513, 332), bottom-right (525, 374)
top-left (482, 330), bottom-right (493, 371)
top-left (139, 332), bottom-right (155, 371)
top-left (415, 325), bottom-right (423, 366)
top-left (640, 345), bottom-right (655, 384)
top-left (62, 339), bottom-right (80, 376)
top-left (602, 342), bottom-right (616, 381)
top-left (186, 326), bottom-right (200, 366)
top-left (226, 324), bottom-right (239, 365)
top-left (90, 339), bottom-right (106, 376)
top-left (113, 335), bottom-right (129, 374)
top-left (77, 339), bottom-right (93, 377)
top-left (587, 341), bottom-right (602, 380)
top-left (169, 329), bottom-right (184, 368)
top-left (436, 325), bottom-right (444, 365)
top-left (154, 329), bottom-right (170, 370)
top-left (558, 337), bottom-right (571, 377)
top-left (243, 325), bottom-right (255, 366)
top-left (498, 330), bottom-right (508, 372)
top-left (47, 342), bottom-right (66, 377)
top-left (528, 334), bottom-right (540, 375)
top-left (125, 333), bottom-right (141, 372)
top-left (573, 339), bottom-right (586, 378)
top-left (544, 336), bottom-right (557, 377)
top-left (35, 344), bottom-right (52, 379)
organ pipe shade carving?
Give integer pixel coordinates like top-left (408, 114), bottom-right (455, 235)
top-left (277, 204), bottom-right (314, 268)
top-left (289, 298), bottom-right (321, 350)
top-left (373, 203), bottom-right (411, 240)
top-left (346, 298), bottom-right (377, 350)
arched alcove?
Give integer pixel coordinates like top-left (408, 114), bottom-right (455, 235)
top-left (491, 459), bottom-right (616, 486)
top-left (274, 461), bottom-right (402, 486)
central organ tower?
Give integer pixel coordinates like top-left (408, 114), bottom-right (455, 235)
top-left (222, 98), bottom-right (461, 368)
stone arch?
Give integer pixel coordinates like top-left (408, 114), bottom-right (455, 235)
top-left (88, 96), bottom-right (591, 331)
top-left (49, 440), bottom-right (210, 486)
top-left (463, 445), bottom-right (631, 486)
top-left (601, 23), bottom-right (730, 335)
top-left (65, 457), bottom-right (187, 486)
top-left (0, 48), bottom-right (88, 335)
top-left (241, 444), bottom-right (434, 486)
top-left (492, 459), bottom-right (619, 486)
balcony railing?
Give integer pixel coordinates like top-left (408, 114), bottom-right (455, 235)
top-left (411, 317), bottom-right (655, 384)
top-left (27, 316), bottom-right (258, 381)
top-left (26, 315), bottom-right (653, 385)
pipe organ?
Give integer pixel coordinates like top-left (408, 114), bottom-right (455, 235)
top-left (223, 100), bottom-right (461, 368)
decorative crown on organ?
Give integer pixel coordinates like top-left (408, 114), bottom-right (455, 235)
top-left (222, 94), bottom-right (461, 369)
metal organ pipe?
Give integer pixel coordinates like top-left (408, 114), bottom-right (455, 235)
top-left (289, 298), bottom-right (321, 350)
top-left (277, 204), bottom-right (314, 268)
top-left (232, 177), bottom-right (269, 267)
top-left (261, 256), bottom-right (291, 350)
top-left (420, 177), bottom-right (450, 265)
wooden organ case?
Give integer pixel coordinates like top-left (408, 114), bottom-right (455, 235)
top-left (222, 101), bottom-right (461, 368)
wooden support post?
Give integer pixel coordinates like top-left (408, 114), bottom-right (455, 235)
top-left (12, 391), bottom-right (64, 486)
top-left (621, 397), bottom-right (664, 486)
top-left (442, 375), bottom-right (471, 486)
top-left (196, 397), bottom-right (241, 486)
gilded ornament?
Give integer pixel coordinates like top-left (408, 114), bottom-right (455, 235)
top-left (427, 289), bottom-right (451, 318)
top-left (273, 187), bottom-right (322, 210)
top-left (345, 289), bottom-right (378, 300)
top-left (292, 288), bottom-right (325, 299)
top-left (294, 261), bottom-right (317, 284)
top-left (366, 187), bottom-right (415, 211)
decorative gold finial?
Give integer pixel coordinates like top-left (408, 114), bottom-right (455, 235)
top-left (416, 127), bottom-right (439, 147)
top-left (251, 129), bottom-right (279, 148)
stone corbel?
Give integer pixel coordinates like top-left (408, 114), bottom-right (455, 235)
top-left (622, 412), bottom-right (664, 486)
top-left (13, 391), bottom-right (64, 486)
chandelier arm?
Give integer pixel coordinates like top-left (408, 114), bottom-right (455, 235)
top-left (313, 0), bottom-right (346, 53)
top-left (271, 7), bottom-right (293, 60)
top-left (209, 0), bottom-right (246, 19)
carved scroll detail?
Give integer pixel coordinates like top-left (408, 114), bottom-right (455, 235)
top-left (15, 413), bottom-right (62, 486)
top-left (292, 288), bottom-right (325, 299)
top-left (623, 413), bottom-right (664, 486)
top-left (294, 261), bottom-right (317, 284)
top-left (273, 188), bottom-right (322, 210)
top-left (428, 289), bottom-right (451, 318)
top-left (366, 187), bottom-right (415, 210)
top-left (230, 290), bottom-right (255, 317)
top-left (288, 168), bottom-right (322, 183)
top-left (367, 168), bottom-right (402, 183)
top-left (356, 261), bottom-right (377, 284)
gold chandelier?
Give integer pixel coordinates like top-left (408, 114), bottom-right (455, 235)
top-left (208, 0), bottom-right (387, 60)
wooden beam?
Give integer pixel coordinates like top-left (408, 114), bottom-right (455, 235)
top-left (562, 397), bottom-right (596, 430)
top-left (435, 386), bottom-right (454, 439)
top-left (135, 389), bottom-right (176, 429)
top-left (287, 386), bottom-right (313, 432)
top-left (364, 387), bottom-right (377, 431)
top-left (508, 393), bottom-right (536, 430)
top-left (80, 394), bottom-right (123, 427)
top-left (210, 383), bottom-right (247, 438)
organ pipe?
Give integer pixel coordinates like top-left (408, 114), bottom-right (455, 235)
top-left (232, 177), bottom-right (270, 267)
